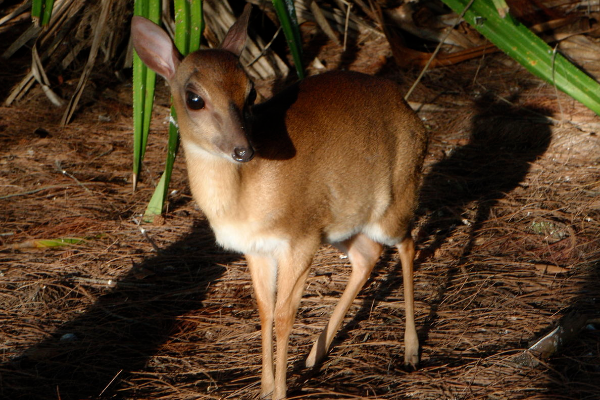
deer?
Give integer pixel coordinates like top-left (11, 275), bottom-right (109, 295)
top-left (131, 4), bottom-right (428, 399)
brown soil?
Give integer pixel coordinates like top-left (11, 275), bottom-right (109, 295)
top-left (1, 18), bottom-right (600, 400)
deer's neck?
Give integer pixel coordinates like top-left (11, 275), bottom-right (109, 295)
top-left (183, 143), bottom-right (243, 221)
top-left (183, 142), bottom-right (290, 257)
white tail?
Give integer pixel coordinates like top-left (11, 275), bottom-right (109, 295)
top-left (132, 5), bottom-right (427, 399)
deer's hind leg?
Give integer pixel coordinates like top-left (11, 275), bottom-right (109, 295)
top-left (305, 233), bottom-right (383, 367)
top-left (397, 234), bottom-right (419, 367)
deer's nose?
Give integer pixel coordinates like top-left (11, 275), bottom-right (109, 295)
top-left (232, 146), bottom-right (254, 162)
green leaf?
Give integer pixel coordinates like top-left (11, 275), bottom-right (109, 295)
top-left (143, 0), bottom-right (202, 220)
top-left (441, 0), bottom-right (600, 116)
top-left (144, 171), bottom-right (167, 220)
top-left (132, 0), bottom-right (161, 190)
top-left (174, 0), bottom-right (190, 55)
top-left (31, 0), bottom-right (43, 19)
top-left (132, 51), bottom-right (147, 190)
top-left (189, 0), bottom-right (204, 53)
top-left (271, 0), bottom-right (304, 79)
top-left (490, 0), bottom-right (509, 18)
top-left (41, 0), bottom-right (55, 25)
top-left (32, 0), bottom-right (54, 26)
top-left (144, 107), bottom-right (180, 220)
top-left (22, 237), bottom-right (84, 248)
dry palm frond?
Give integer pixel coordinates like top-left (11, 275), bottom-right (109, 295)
top-left (204, 0), bottom-right (289, 81)
top-left (4, 0), bottom-right (130, 113)
top-left (3, 0), bottom-right (292, 118)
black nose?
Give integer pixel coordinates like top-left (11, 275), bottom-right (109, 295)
top-left (232, 146), bottom-right (255, 162)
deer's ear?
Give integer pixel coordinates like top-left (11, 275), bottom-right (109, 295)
top-left (131, 16), bottom-right (182, 81)
top-left (219, 4), bottom-right (252, 57)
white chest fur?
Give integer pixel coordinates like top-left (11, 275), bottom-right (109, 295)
top-left (212, 219), bottom-right (290, 256)
top-left (183, 143), bottom-right (290, 256)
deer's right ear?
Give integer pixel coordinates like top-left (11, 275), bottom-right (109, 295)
top-left (131, 16), bottom-right (182, 81)
top-left (219, 3), bottom-right (252, 57)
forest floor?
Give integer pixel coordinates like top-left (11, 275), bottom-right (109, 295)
top-left (1, 15), bottom-right (600, 400)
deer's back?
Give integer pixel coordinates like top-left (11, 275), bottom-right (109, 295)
top-left (232, 71), bottom-right (427, 243)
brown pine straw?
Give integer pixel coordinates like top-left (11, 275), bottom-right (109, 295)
top-left (1, 51), bottom-right (600, 399)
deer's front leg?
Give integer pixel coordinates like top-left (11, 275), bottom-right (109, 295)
top-left (272, 241), bottom-right (318, 399)
top-left (247, 254), bottom-right (277, 398)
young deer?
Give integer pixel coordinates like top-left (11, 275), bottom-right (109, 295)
top-left (132, 5), bottom-right (427, 399)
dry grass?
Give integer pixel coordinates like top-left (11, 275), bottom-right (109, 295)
top-left (1, 42), bottom-right (599, 400)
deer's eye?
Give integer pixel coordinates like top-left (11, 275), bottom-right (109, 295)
top-left (186, 91), bottom-right (205, 110)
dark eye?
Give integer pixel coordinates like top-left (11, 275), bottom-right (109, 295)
top-left (247, 88), bottom-right (256, 106)
top-left (186, 91), bottom-right (205, 110)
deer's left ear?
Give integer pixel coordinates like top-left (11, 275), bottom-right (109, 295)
top-left (219, 3), bottom-right (252, 57)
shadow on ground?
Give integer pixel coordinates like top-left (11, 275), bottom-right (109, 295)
top-left (418, 93), bottom-right (553, 260)
top-left (0, 220), bottom-right (237, 400)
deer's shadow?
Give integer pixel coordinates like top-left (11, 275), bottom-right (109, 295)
top-left (418, 94), bottom-right (553, 260)
top-left (0, 220), bottom-right (239, 400)
top-left (412, 94), bottom-right (553, 348)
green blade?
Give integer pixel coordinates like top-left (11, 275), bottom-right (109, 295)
top-left (441, 0), bottom-right (600, 115)
top-left (144, 107), bottom-right (180, 219)
top-left (132, 50), bottom-right (146, 189)
top-left (144, 170), bottom-right (168, 219)
top-left (41, 0), bottom-right (55, 25)
top-left (31, 0), bottom-right (43, 19)
top-left (33, 237), bottom-right (84, 248)
top-left (144, 1), bottom-right (202, 219)
top-left (132, 0), bottom-right (161, 190)
top-left (189, 0), bottom-right (204, 53)
top-left (272, 0), bottom-right (304, 79)
top-left (174, 0), bottom-right (190, 54)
